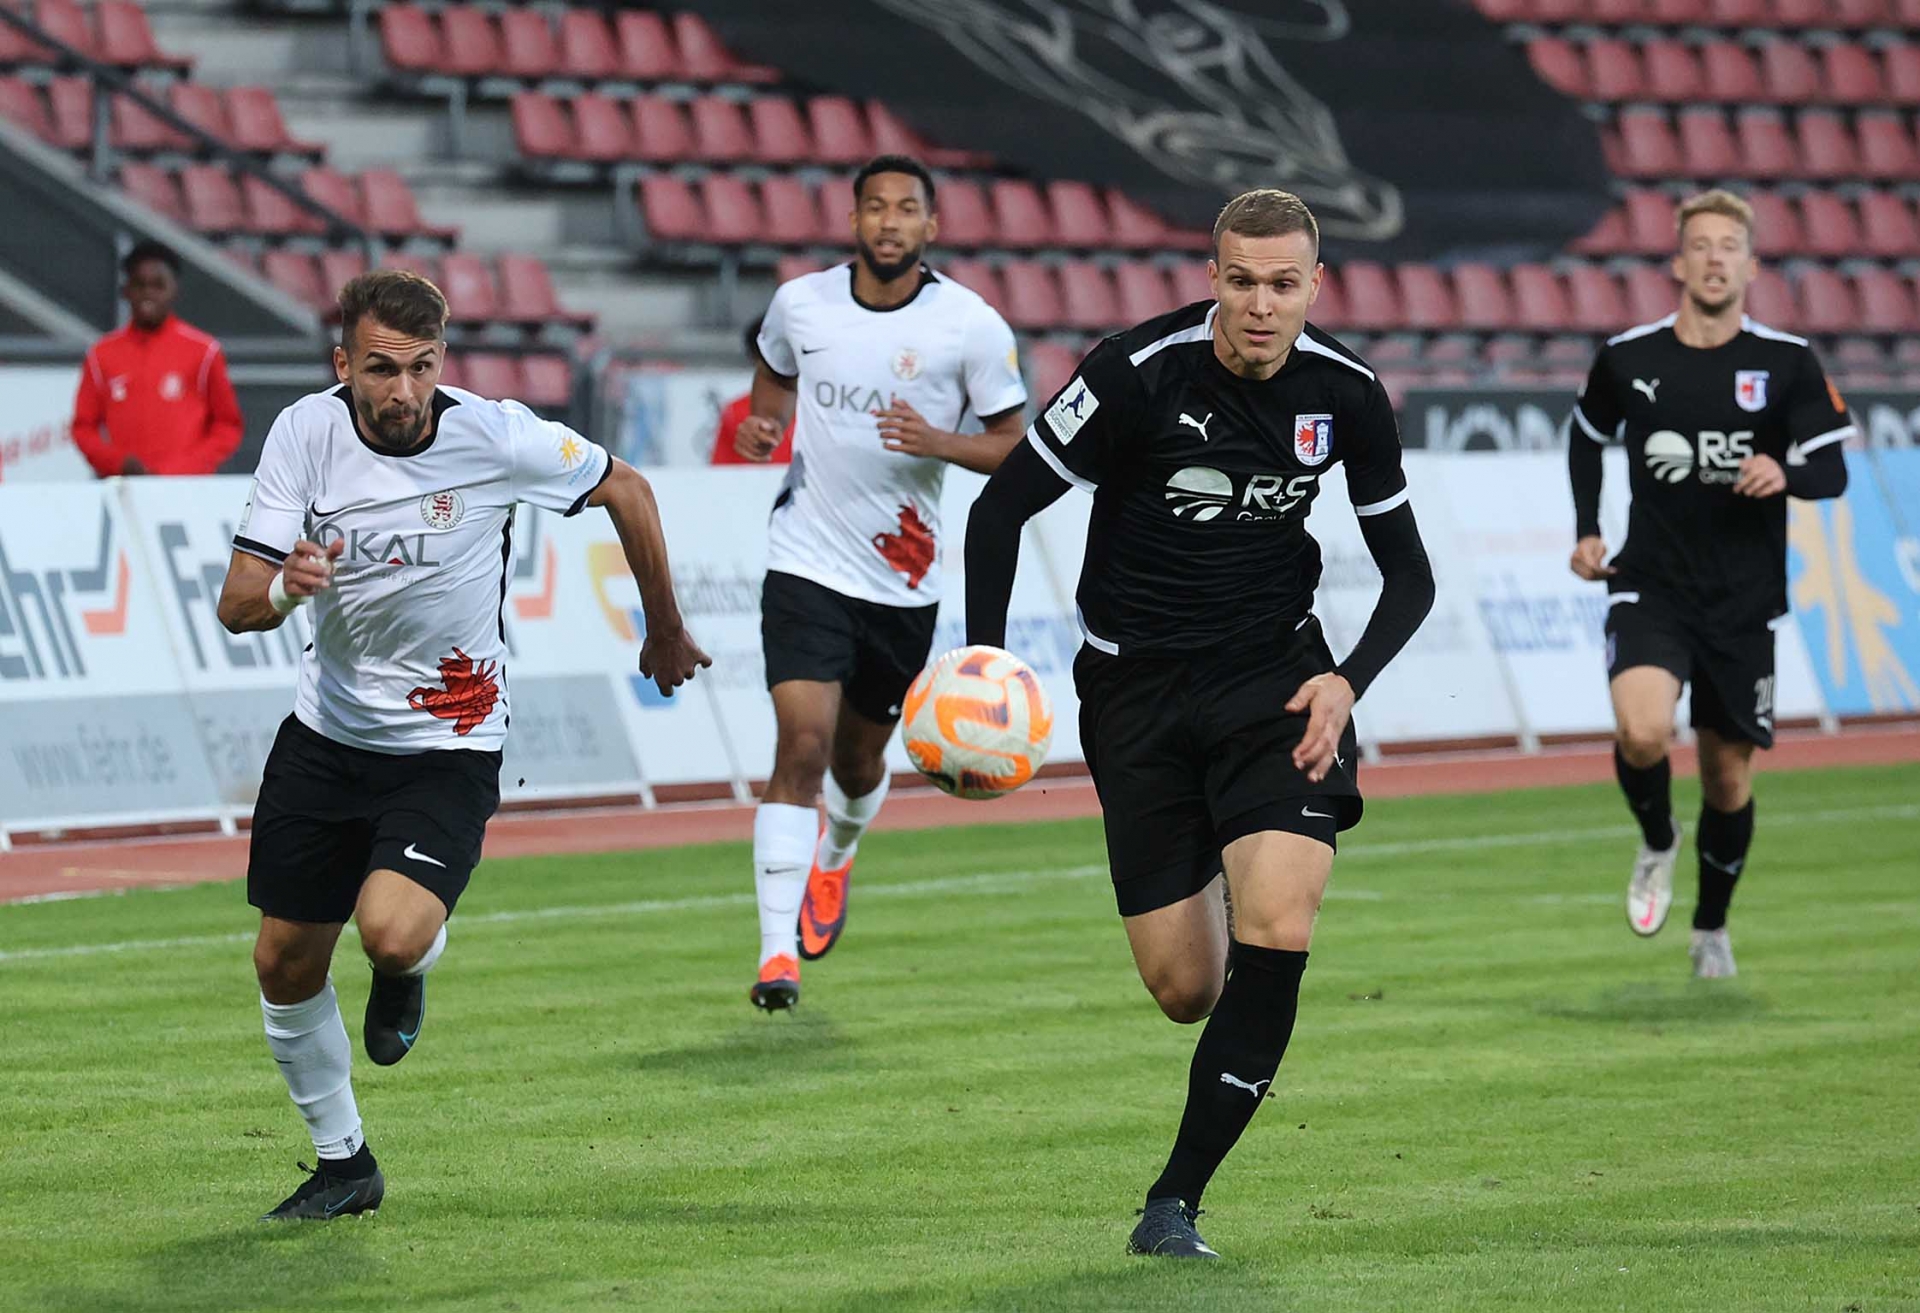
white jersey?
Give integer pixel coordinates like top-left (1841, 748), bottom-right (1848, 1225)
top-left (756, 264), bottom-right (1027, 607)
top-left (232, 384), bottom-right (611, 754)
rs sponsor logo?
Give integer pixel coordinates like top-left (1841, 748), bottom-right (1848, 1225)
top-left (1163, 467), bottom-right (1316, 522)
top-left (1643, 429), bottom-right (1754, 485)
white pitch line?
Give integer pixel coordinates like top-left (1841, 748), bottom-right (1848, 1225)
top-left (1, 802), bottom-right (1911, 965)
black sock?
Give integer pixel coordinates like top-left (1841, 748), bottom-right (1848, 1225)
top-left (1614, 746), bottom-right (1675, 850)
top-left (1693, 799), bottom-right (1754, 931)
top-left (321, 1143), bottom-right (377, 1179)
top-left (1146, 942), bottom-right (1308, 1209)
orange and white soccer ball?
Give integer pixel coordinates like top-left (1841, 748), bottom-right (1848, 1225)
top-left (901, 645), bottom-right (1054, 800)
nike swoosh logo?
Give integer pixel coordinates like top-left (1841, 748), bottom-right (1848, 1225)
top-left (1301, 807), bottom-right (1335, 820)
top-left (324, 1188), bottom-right (360, 1217)
top-left (403, 843), bottom-right (447, 869)
top-left (800, 346), bottom-right (825, 355)
top-left (310, 502), bottom-right (357, 519)
top-left (1701, 854), bottom-right (1744, 876)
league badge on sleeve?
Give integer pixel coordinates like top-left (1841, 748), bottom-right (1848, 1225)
top-left (1734, 370), bottom-right (1769, 413)
top-left (1044, 377), bottom-right (1099, 446)
top-left (1293, 413), bottom-right (1333, 466)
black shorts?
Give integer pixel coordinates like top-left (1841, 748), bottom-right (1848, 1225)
top-left (247, 715), bottom-right (502, 924)
top-left (761, 570), bottom-right (938, 724)
top-left (1076, 616), bottom-right (1363, 918)
top-left (1604, 587), bottom-right (1776, 748)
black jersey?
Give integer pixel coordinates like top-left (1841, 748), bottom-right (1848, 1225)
top-left (1026, 302), bottom-right (1409, 657)
top-left (1573, 314), bottom-right (1853, 632)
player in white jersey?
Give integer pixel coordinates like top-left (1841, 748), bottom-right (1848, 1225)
top-left (216, 272), bottom-right (709, 1220)
top-left (733, 155), bottom-right (1028, 1009)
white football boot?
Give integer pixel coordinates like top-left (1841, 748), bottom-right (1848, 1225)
top-left (1689, 927), bottom-right (1737, 978)
top-left (1626, 823), bottom-right (1683, 937)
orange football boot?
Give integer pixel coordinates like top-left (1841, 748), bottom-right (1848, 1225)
top-left (797, 844), bottom-right (853, 961)
top-left (749, 954), bottom-right (799, 1011)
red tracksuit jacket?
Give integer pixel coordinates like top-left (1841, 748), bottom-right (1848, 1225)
top-left (71, 315), bottom-right (244, 476)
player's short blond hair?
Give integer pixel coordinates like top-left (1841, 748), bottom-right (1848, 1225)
top-left (1212, 189), bottom-right (1319, 260)
top-left (1675, 189), bottom-right (1755, 250)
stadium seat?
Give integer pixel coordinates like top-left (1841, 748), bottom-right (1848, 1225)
top-left (0, 12), bottom-right (52, 67)
top-left (459, 352), bottom-right (519, 398)
top-left (1614, 109), bottom-right (1683, 176)
top-left (1735, 109), bottom-right (1800, 178)
top-left (1796, 112), bottom-right (1860, 179)
top-left (1854, 267), bottom-right (1917, 330)
top-left (1509, 264), bottom-right (1574, 332)
top-left (263, 249), bottom-right (325, 309)
top-left (1397, 265), bottom-right (1458, 330)
top-left (1024, 341), bottom-right (1081, 410)
top-left (498, 8), bottom-right (557, 81)
top-left (167, 83), bottom-right (228, 144)
top-left (436, 354), bottom-right (465, 390)
top-left (1451, 263), bottom-right (1514, 330)
top-left (1106, 189), bottom-right (1171, 248)
top-left (1832, 0), bottom-right (1891, 25)
top-left (438, 6), bottom-right (503, 79)
top-left (759, 174), bottom-right (819, 246)
top-left (1340, 262), bottom-right (1401, 331)
top-left (299, 166), bottom-right (364, 226)
top-left (806, 97), bottom-right (872, 166)
top-left (1586, 39), bottom-right (1644, 102)
top-left (989, 179), bottom-right (1053, 248)
top-left (96, 0), bottom-right (190, 72)
top-left (775, 254), bottom-right (823, 285)
top-left (35, 0), bottom-right (94, 60)
top-left (1769, 0), bottom-right (1832, 22)
top-left (118, 160), bottom-right (183, 223)
top-left (1746, 267), bottom-right (1797, 325)
top-left (672, 12), bottom-right (775, 83)
top-left (748, 97), bottom-right (811, 164)
top-left (1047, 181), bottom-right (1112, 249)
top-left (1856, 113), bottom-right (1920, 178)
top-left (1677, 108), bottom-right (1741, 175)
top-left (556, 9), bottom-right (617, 82)
top-left (512, 90), bottom-right (571, 158)
top-left (1000, 259), bottom-right (1065, 330)
top-left (1167, 260), bottom-right (1214, 307)
top-left (180, 163), bottom-right (246, 233)
top-left (1650, 0), bottom-right (1714, 20)
top-left (1309, 268), bottom-right (1345, 328)
top-left (318, 249), bottom-right (368, 303)
top-left (226, 87), bottom-right (319, 157)
top-left (1059, 261), bottom-right (1119, 331)
top-left (638, 173), bottom-right (704, 242)
top-left (243, 172), bottom-right (322, 235)
top-left (360, 169), bottom-right (454, 241)
top-left (867, 100), bottom-right (972, 170)
top-left (1592, 0), bottom-right (1650, 21)
top-left (1700, 42), bottom-right (1764, 104)
top-left (1623, 263), bottom-right (1678, 323)
top-left (1642, 40), bottom-right (1704, 102)
top-left (1113, 261), bottom-right (1176, 322)
top-left (811, 175), bottom-right (853, 241)
top-left (1565, 264), bottom-right (1629, 331)
top-left (941, 258), bottom-right (1009, 318)
top-left (1858, 190), bottom-right (1920, 256)
top-left (571, 92), bottom-right (634, 162)
top-left (1743, 189), bottom-right (1803, 258)
top-left (113, 91), bottom-right (190, 153)
top-left (1525, 37), bottom-right (1587, 99)
top-left (1624, 188), bottom-right (1678, 255)
top-left (1820, 43), bottom-right (1882, 106)
top-left (0, 76), bottom-right (48, 141)
top-left (1883, 43), bottom-right (1920, 106)
top-left (1759, 40), bottom-right (1820, 105)
top-left (689, 95), bottom-right (752, 163)
top-left (379, 5), bottom-right (441, 75)
top-left (1570, 205), bottom-right (1629, 256)
top-left (700, 172), bottom-right (764, 244)
top-left (46, 76), bottom-right (95, 151)
top-left (438, 252), bottom-right (500, 322)
top-left (1797, 267), bottom-right (1857, 333)
top-left (1798, 190), bottom-right (1862, 257)
top-left (379, 250), bottom-right (440, 286)
top-left (1530, 0), bottom-right (1588, 20)
top-left (614, 10), bottom-right (678, 81)
top-left (933, 177), bottom-right (995, 249)
top-left (631, 95), bottom-right (694, 162)
top-left (520, 355), bottom-right (573, 408)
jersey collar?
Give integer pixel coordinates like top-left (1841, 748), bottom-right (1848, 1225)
top-left (332, 384), bottom-right (461, 458)
top-left (849, 262), bottom-right (938, 313)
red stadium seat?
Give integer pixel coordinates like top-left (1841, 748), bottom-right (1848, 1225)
top-left (630, 95), bottom-right (693, 163)
top-left (1585, 39), bottom-right (1644, 102)
top-left (167, 83), bottom-right (228, 144)
top-left (1883, 43), bottom-right (1920, 106)
top-left (1678, 108), bottom-right (1741, 175)
top-left (1530, 0), bottom-right (1588, 20)
top-left (673, 12), bottom-right (775, 83)
top-left (498, 254), bottom-right (587, 327)
top-left (1650, 0), bottom-right (1713, 19)
top-left (1525, 37), bottom-right (1587, 98)
top-left (701, 172), bottom-right (764, 244)
top-left (570, 92), bottom-right (633, 162)
top-left (866, 100), bottom-right (970, 169)
top-left (1024, 341), bottom-right (1081, 411)
top-left (1622, 264), bottom-right (1677, 324)
top-left (112, 91), bottom-right (189, 152)
top-left (296, 169), bottom-right (361, 231)
top-left (1167, 260), bottom-right (1214, 307)
top-left (1769, 0), bottom-right (1833, 23)
top-left (35, 0), bottom-right (95, 60)
top-left (806, 97), bottom-right (872, 166)
top-left (760, 174), bottom-right (819, 245)
top-left (1309, 268), bottom-right (1345, 328)
top-left (1746, 267), bottom-right (1797, 326)
top-left (1340, 261), bottom-right (1401, 331)
top-left (689, 95), bottom-right (752, 163)
top-left (1854, 268), bottom-right (1917, 331)
top-left (1900, 0), bottom-right (1920, 25)
top-left (459, 352), bottom-right (519, 398)
top-left (46, 76), bottom-right (94, 151)
top-left (1642, 41), bottom-right (1704, 102)
top-left (1797, 267), bottom-right (1857, 334)
top-left (1700, 42), bottom-right (1763, 104)
top-left (1509, 265), bottom-right (1574, 332)
top-left (1106, 189), bottom-right (1171, 248)
top-left (1797, 190), bottom-right (1862, 257)
top-left (118, 160), bottom-right (183, 223)
top-left (1819, 43), bottom-right (1882, 106)
top-left (436, 354), bottom-right (465, 390)
top-left (498, 8), bottom-right (558, 81)
top-left (511, 90), bottom-right (571, 159)
top-left (379, 6), bottom-right (440, 75)
top-left (1857, 113), bottom-right (1920, 178)
top-left (438, 252), bottom-right (500, 322)
top-left (1059, 261), bottom-right (1119, 331)
top-left (1615, 109), bottom-right (1683, 176)
top-left (999, 259), bottom-right (1065, 330)
top-left (1570, 205), bottom-right (1629, 256)
top-left (1759, 40), bottom-right (1820, 105)
top-left (1743, 189), bottom-right (1802, 258)
top-left (557, 9), bottom-right (617, 82)
top-left (933, 177), bottom-right (996, 248)
top-left (989, 179), bottom-right (1053, 248)
top-left (0, 13), bottom-right (52, 67)
top-left (180, 163), bottom-right (245, 233)
top-left (748, 97), bottom-right (812, 164)
top-left (775, 255), bottom-right (823, 286)
top-left (615, 11), bottom-right (679, 81)
top-left (1736, 109), bottom-right (1800, 178)
top-left (520, 355), bottom-right (572, 408)
top-left (1452, 263), bottom-right (1514, 330)
top-left (1565, 264), bottom-right (1629, 331)
top-left (1113, 261), bottom-right (1176, 322)
top-left (1624, 188), bottom-right (1678, 255)
top-left (1832, 0), bottom-right (1891, 25)
top-left (243, 172), bottom-right (321, 235)
top-left (96, 0), bottom-right (189, 72)
top-left (263, 249), bottom-right (325, 310)
top-left (360, 168), bottom-right (453, 240)
top-left (942, 258), bottom-right (1008, 318)
top-left (438, 6), bottom-right (503, 78)
top-left (318, 249), bottom-right (368, 303)
top-left (1858, 190), bottom-right (1920, 255)
top-left (1047, 181), bottom-right (1112, 249)
top-left (638, 174), bottom-right (704, 242)
top-left (1795, 112), bottom-right (1861, 180)
top-left (811, 175), bottom-right (853, 241)
top-left (1592, 0), bottom-right (1650, 22)
top-left (1397, 265), bottom-right (1458, 330)
top-left (226, 87), bottom-right (318, 157)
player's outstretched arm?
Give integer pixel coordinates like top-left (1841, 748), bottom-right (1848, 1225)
top-left (964, 439), bottom-right (1070, 647)
top-left (588, 457), bottom-right (712, 695)
top-left (877, 402), bottom-right (1025, 474)
top-left (217, 539), bottom-right (341, 634)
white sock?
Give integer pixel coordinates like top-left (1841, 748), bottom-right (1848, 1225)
top-left (402, 923), bottom-right (447, 977)
top-left (754, 802), bottom-right (816, 967)
top-left (261, 978), bottom-right (364, 1161)
top-left (818, 771), bottom-right (889, 871)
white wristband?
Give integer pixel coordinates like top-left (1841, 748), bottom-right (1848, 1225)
top-left (267, 570), bottom-right (307, 616)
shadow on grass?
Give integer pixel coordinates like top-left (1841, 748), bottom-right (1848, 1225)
top-left (1534, 981), bottom-right (1769, 1026)
top-left (25, 1224), bottom-right (376, 1313)
top-left (824, 1263), bottom-right (1270, 1313)
top-left (626, 1010), bottom-right (860, 1080)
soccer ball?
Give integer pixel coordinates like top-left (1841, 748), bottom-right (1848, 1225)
top-left (901, 645), bottom-right (1054, 800)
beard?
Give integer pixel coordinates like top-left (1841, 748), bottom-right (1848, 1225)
top-left (357, 395), bottom-right (431, 451)
top-left (856, 234), bottom-right (923, 283)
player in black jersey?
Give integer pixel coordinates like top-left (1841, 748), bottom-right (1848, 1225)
top-left (965, 190), bottom-right (1434, 1258)
top-left (1569, 189), bottom-right (1851, 978)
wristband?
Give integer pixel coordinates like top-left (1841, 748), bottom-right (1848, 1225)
top-left (267, 570), bottom-right (307, 616)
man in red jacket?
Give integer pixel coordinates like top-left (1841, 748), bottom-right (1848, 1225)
top-left (71, 240), bottom-right (244, 477)
top-left (710, 316), bottom-right (793, 465)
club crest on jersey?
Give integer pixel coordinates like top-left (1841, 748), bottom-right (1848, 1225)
top-left (1735, 370), bottom-right (1769, 413)
top-left (891, 347), bottom-right (924, 382)
top-left (1293, 414), bottom-right (1333, 466)
top-left (420, 489), bottom-right (465, 530)
top-left (159, 372), bottom-right (183, 401)
top-left (1045, 377), bottom-right (1099, 446)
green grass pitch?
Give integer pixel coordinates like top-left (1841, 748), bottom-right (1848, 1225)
top-left (2, 764), bottom-right (1917, 1312)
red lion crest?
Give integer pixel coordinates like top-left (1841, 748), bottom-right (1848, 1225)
top-left (406, 647), bottom-right (500, 736)
top-left (873, 503), bottom-right (936, 589)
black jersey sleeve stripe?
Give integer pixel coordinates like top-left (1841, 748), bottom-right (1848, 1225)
top-left (563, 449), bottom-right (615, 517)
top-left (232, 535), bottom-right (288, 564)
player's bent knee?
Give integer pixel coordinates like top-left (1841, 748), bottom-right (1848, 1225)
top-left (358, 921), bottom-right (436, 978)
top-left (253, 937), bottom-right (328, 1001)
top-left (1616, 725), bottom-right (1670, 769)
top-left (1142, 970), bottom-right (1220, 1024)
